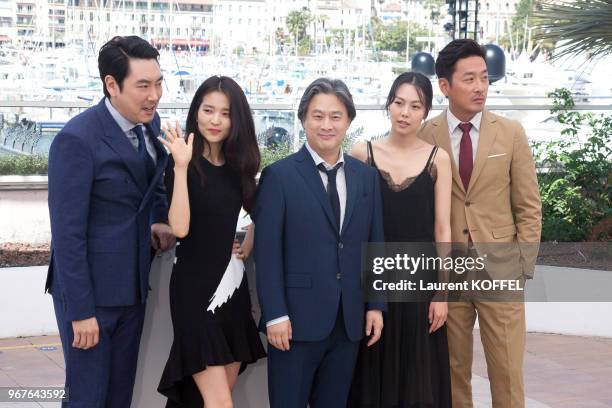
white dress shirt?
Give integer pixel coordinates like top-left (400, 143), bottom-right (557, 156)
top-left (446, 109), bottom-right (482, 166)
top-left (105, 97), bottom-right (157, 163)
top-left (266, 142), bottom-right (347, 327)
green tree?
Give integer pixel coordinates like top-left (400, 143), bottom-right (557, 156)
top-left (298, 36), bottom-right (313, 56)
top-left (532, 89), bottom-right (611, 241)
top-left (286, 8), bottom-right (313, 44)
top-left (372, 18), bottom-right (428, 56)
top-left (533, 0), bottom-right (612, 61)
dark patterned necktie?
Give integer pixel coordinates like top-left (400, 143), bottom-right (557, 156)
top-left (317, 162), bottom-right (342, 230)
top-left (132, 125), bottom-right (155, 181)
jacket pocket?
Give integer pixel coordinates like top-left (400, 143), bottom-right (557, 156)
top-left (492, 224), bottom-right (517, 238)
top-left (285, 274), bottom-right (312, 288)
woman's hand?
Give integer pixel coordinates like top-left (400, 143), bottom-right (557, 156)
top-left (232, 223), bottom-right (254, 260)
top-left (158, 120), bottom-right (194, 169)
top-left (232, 238), bottom-right (252, 259)
top-left (428, 301), bottom-right (448, 334)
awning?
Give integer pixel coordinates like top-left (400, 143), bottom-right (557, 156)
top-left (151, 38), bottom-right (209, 46)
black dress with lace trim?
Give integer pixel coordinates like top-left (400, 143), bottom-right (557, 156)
top-left (348, 142), bottom-right (451, 408)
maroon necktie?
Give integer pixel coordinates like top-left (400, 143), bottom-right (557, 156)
top-left (458, 122), bottom-right (473, 190)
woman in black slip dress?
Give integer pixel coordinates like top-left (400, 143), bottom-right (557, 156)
top-left (157, 76), bottom-right (265, 408)
top-left (348, 72), bottom-right (453, 408)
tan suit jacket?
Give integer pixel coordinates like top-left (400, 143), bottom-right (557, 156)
top-left (419, 110), bottom-right (542, 278)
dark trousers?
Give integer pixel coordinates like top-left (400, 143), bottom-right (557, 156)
top-left (53, 296), bottom-right (145, 408)
top-left (267, 306), bottom-right (360, 408)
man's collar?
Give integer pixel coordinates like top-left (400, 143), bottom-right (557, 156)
top-left (447, 109), bottom-right (483, 132)
top-left (305, 141), bottom-right (344, 169)
top-left (104, 97), bottom-right (139, 133)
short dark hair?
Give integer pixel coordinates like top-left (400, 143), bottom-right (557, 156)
top-left (297, 78), bottom-right (356, 123)
top-left (185, 76), bottom-right (261, 213)
top-left (385, 72), bottom-right (433, 118)
top-left (98, 36), bottom-right (160, 98)
top-left (435, 39), bottom-right (486, 84)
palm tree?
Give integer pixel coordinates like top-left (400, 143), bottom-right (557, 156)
top-left (533, 0), bottom-right (612, 60)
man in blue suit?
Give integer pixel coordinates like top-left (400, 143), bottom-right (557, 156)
top-left (46, 36), bottom-right (174, 407)
top-left (254, 78), bottom-right (385, 407)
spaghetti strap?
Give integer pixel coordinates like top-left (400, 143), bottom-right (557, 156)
top-left (425, 146), bottom-right (438, 172)
top-left (367, 141), bottom-right (377, 167)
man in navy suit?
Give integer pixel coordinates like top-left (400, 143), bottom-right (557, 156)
top-left (46, 36), bottom-right (174, 407)
top-left (254, 78), bottom-right (385, 407)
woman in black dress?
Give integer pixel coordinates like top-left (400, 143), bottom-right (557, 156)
top-left (348, 72), bottom-right (453, 407)
top-left (157, 76), bottom-right (265, 407)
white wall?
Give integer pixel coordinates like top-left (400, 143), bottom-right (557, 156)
top-left (0, 265), bottom-right (57, 338)
top-left (0, 180), bottom-right (50, 244)
top-left (2, 264), bottom-right (612, 340)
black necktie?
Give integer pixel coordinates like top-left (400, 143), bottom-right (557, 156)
top-left (317, 162), bottom-right (342, 230)
top-left (132, 125), bottom-right (155, 181)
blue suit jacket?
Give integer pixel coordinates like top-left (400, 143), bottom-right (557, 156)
top-left (46, 99), bottom-right (168, 322)
top-left (254, 145), bottom-right (385, 342)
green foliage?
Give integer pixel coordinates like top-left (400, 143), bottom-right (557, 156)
top-left (370, 17), bottom-right (429, 56)
top-left (533, 0), bottom-right (612, 61)
top-left (342, 126), bottom-right (364, 153)
top-left (286, 8), bottom-right (313, 44)
top-left (532, 89), bottom-right (611, 241)
top-left (0, 154), bottom-right (48, 175)
top-left (298, 36), bottom-right (313, 56)
top-left (233, 46), bottom-right (245, 56)
top-left (260, 143), bottom-right (292, 171)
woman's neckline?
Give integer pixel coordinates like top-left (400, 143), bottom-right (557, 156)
top-left (201, 155), bottom-right (226, 168)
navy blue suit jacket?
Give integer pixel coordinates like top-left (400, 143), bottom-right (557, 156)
top-left (254, 145), bottom-right (385, 342)
top-left (46, 99), bottom-right (168, 322)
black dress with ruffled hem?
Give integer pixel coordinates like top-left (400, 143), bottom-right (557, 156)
top-left (157, 157), bottom-right (266, 407)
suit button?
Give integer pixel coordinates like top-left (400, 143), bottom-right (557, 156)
top-left (338, 242), bottom-right (344, 249)
top-left (463, 229), bottom-right (469, 234)
top-left (336, 273), bottom-right (341, 280)
top-left (465, 201), bottom-right (471, 207)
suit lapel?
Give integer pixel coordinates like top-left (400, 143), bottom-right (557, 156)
top-left (95, 100), bottom-right (148, 194)
top-left (138, 122), bottom-right (168, 210)
top-left (293, 145), bottom-right (338, 234)
top-left (340, 155), bottom-right (358, 236)
top-left (467, 111), bottom-right (497, 194)
top-left (431, 112), bottom-right (466, 195)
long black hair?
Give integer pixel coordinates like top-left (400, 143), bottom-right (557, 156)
top-left (185, 75), bottom-right (261, 213)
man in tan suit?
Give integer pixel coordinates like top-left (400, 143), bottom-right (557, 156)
top-left (419, 39), bottom-right (542, 407)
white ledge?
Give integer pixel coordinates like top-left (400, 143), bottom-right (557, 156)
top-left (0, 175), bottom-right (48, 190)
